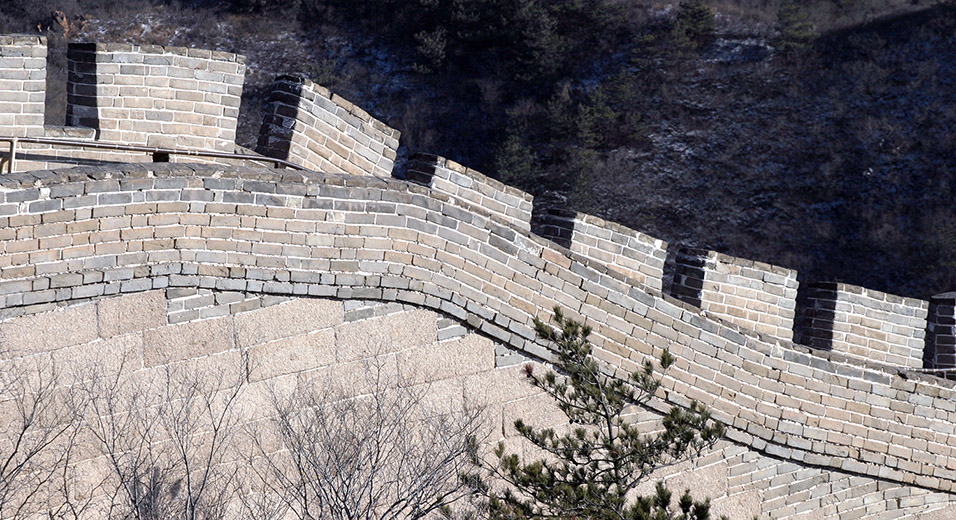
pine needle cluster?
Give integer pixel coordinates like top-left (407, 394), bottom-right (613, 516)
top-left (484, 307), bottom-right (727, 520)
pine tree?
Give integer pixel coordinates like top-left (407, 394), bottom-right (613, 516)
top-left (484, 307), bottom-right (727, 520)
top-left (674, 0), bottom-right (716, 50)
top-left (775, 1), bottom-right (816, 54)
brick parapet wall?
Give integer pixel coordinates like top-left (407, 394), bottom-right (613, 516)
top-left (797, 282), bottom-right (929, 369)
top-left (256, 75), bottom-right (399, 178)
top-left (1, 164), bottom-right (955, 499)
top-left (672, 248), bottom-right (799, 342)
top-left (0, 35), bottom-right (46, 138)
top-left (531, 207), bottom-right (667, 292)
top-left (406, 153), bottom-right (533, 233)
top-left (66, 42), bottom-right (245, 152)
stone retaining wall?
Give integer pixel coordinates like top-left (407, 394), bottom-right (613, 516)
top-left (3, 287), bottom-right (956, 519)
top-left (257, 75), bottom-right (399, 178)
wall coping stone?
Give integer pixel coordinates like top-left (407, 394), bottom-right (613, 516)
top-left (0, 35), bottom-right (46, 46)
top-left (68, 42), bottom-right (245, 63)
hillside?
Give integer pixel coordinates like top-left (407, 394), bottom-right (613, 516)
top-left (1, 0), bottom-right (954, 298)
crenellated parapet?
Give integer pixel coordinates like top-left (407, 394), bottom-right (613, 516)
top-left (257, 75), bottom-right (400, 178)
top-left (531, 207), bottom-right (668, 292)
top-left (672, 248), bottom-right (799, 342)
top-left (0, 35), bottom-right (46, 137)
top-left (796, 282), bottom-right (929, 368)
top-left (66, 42), bottom-right (245, 151)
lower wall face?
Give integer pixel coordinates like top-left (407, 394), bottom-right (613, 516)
top-left (0, 290), bottom-right (952, 519)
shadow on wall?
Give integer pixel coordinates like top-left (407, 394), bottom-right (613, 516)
top-left (65, 43), bottom-right (100, 137)
top-left (255, 76), bottom-right (299, 165)
top-left (793, 281), bottom-right (836, 351)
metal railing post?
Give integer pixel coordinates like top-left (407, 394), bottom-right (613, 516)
top-left (9, 137), bottom-right (16, 174)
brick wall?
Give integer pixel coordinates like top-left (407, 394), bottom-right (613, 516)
top-left (1, 164), bottom-right (955, 504)
top-left (406, 153), bottom-right (533, 232)
top-left (532, 208), bottom-right (667, 292)
top-left (796, 282), bottom-right (929, 368)
top-left (671, 248), bottom-right (799, 341)
top-left (66, 42), bottom-right (245, 152)
top-left (0, 35), bottom-right (46, 138)
top-left (257, 75), bottom-right (399, 178)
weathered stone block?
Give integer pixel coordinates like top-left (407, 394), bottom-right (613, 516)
top-left (234, 297), bottom-right (343, 348)
top-left (97, 289), bottom-right (167, 338)
top-left (142, 315), bottom-right (234, 366)
top-left (335, 309), bottom-right (438, 362)
top-left (248, 328), bottom-right (336, 382)
top-left (0, 303), bottom-right (97, 357)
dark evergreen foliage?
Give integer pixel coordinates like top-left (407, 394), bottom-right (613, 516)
top-left (483, 307), bottom-right (726, 520)
top-left (674, 0), bottom-right (716, 50)
top-left (776, 1), bottom-right (817, 53)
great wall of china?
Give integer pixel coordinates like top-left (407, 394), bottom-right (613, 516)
top-left (2, 35), bottom-right (956, 519)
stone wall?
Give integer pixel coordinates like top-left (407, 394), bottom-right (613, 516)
top-left (797, 282), bottom-right (929, 368)
top-left (0, 35), bottom-right (46, 138)
top-left (531, 208), bottom-right (668, 292)
top-left (66, 42), bottom-right (245, 152)
top-left (406, 153), bottom-right (534, 233)
top-left (671, 248), bottom-right (799, 342)
top-left (257, 75), bottom-right (399, 178)
top-left (3, 288), bottom-right (956, 519)
top-left (1, 164), bottom-right (956, 516)
top-left (2, 35), bottom-right (956, 520)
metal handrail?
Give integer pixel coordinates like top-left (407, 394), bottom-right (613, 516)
top-left (0, 136), bottom-right (309, 174)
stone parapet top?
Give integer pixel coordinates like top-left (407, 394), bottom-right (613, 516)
top-left (807, 281), bottom-right (928, 309)
top-left (679, 247), bottom-right (798, 279)
top-left (0, 35), bottom-right (46, 46)
top-left (67, 42), bottom-right (245, 63)
top-left (274, 74), bottom-right (398, 138)
top-left (410, 153), bottom-right (534, 203)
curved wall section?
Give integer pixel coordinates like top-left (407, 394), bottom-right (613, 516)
top-left (1, 164), bottom-right (956, 511)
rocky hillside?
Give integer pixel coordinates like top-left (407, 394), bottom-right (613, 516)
top-left (1, 0), bottom-right (954, 298)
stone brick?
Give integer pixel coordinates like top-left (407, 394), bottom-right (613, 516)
top-left (234, 297), bottom-right (343, 348)
top-left (142, 315), bottom-right (234, 366)
top-left (97, 289), bottom-right (167, 338)
top-left (0, 303), bottom-right (97, 357)
top-left (51, 332), bottom-right (144, 377)
top-left (248, 328), bottom-right (335, 381)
